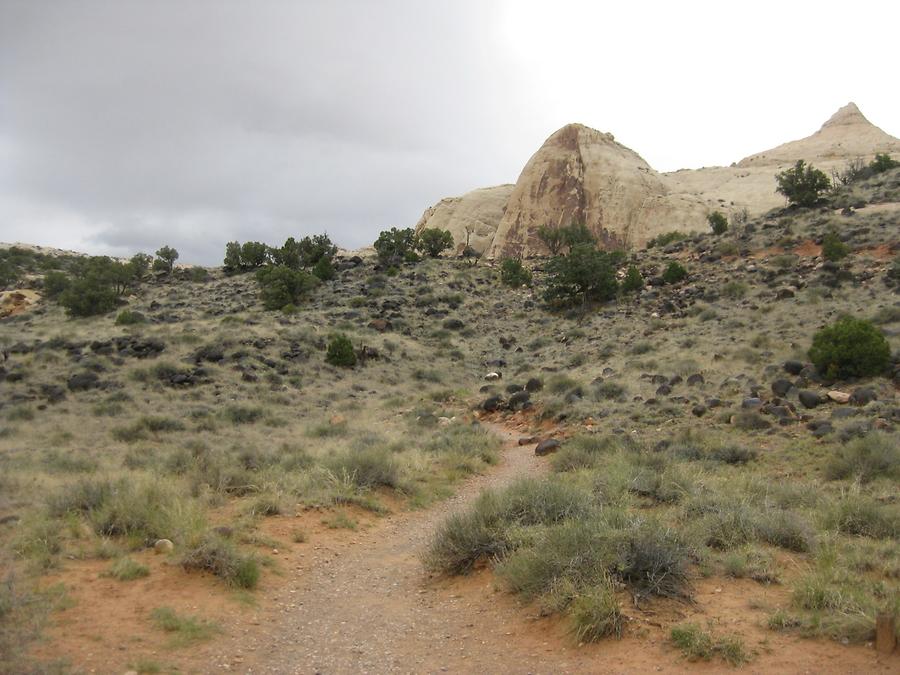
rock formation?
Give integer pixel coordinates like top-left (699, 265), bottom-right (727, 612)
top-left (414, 103), bottom-right (900, 256)
top-left (665, 103), bottom-right (900, 216)
top-left (486, 124), bottom-right (708, 258)
top-left (414, 184), bottom-right (513, 256)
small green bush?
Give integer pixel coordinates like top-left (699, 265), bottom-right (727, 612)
top-left (104, 557), bottom-right (150, 581)
top-left (569, 582), bottom-right (623, 642)
top-left (661, 261), bottom-right (688, 285)
top-left (620, 265), bottom-right (643, 293)
top-left (150, 606), bottom-right (221, 646)
top-left (824, 494), bottom-right (898, 539)
top-left (180, 534), bottom-right (260, 588)
top-left (646, 231), bottom-right (687, 249)
top-left (825, 433), bottom-right (900, 483)
top-left (775, 160), bottom-right (831, 208)
top-left (256, 265), bottom-right (318, 310)
top-left (821, 230), bottom-right (850, 262)
top-left (325, 333), bottom-right (356, 367)
top-left (311, 255), bottom-right (335, 281)
top-left (42, 271), bottom-right (71, 298)
top-left (707, 211), bottom-right (728, 235)
top-left (416, 228), bottom-right (454, 258)
top-left (374, 227), bottom-right (418, 266)
top-left (543, 245), bottom-right (621, 307)
top-left (327, 447), bottom-right (399, 489)
top-left (115, 310), bottom-right (146, 325)
top-left (808, 316), bottom-right (890, 379)
top-left (499, 258), bottom-right (532, 287)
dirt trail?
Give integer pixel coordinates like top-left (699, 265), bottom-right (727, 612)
top-left (216, 422), bottom-right (895, 675)
top-left (233, 421), bottom-right (570, 674)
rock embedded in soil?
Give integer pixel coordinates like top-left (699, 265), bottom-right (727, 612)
top-left (534, 438), bottom-right (561, 456)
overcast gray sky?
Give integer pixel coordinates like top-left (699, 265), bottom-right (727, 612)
top-left (1, 0), bottom-right (897, 264)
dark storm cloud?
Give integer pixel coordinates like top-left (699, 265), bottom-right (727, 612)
top-left (0, 1), bottom-right (544, 263)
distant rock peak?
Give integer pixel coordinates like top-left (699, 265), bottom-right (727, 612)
top-left (820, 102), bottom-right (870, 130)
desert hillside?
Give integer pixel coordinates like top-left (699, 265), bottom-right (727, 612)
top-left (1, 164), bottom-right (898, 673)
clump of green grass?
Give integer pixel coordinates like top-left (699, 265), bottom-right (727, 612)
top-left (103, 557), bottom-right (150, 581)
top-left (221, 405), bottom-right (264, 425)
top-left (425, 478), bottom-right (593, 575)
top-left (150, 607), bottom-right (221, 647)
top-left (670, 624), bottom-right (749, 666)
top-left (722, 547), bottom-right (779, 584)
top-left (180, 533), bottom-right (260, 589)
top-left (423, 423), bottom-right (501, 468)
top-left (326, 447), bottom-right (400, 489)
top-left (551, 435), bottom-right (621, 472)
top-left (823, 494), bottom-right (898, 539)
top-left (322, 512), bottom-right (357, 530)
top-left (824, 433), bottom-right (899, 483)
top-left (569, 581), bottom-right (623, 642)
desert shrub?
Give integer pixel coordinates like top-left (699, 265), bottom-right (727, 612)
top-left (180, 534), bottom-right (259, 588)
top-left (618, 521), bottom-right (692, 599)
top-left (646, 231), bottom-right (687, 249)
top-left (670, 624), bottom-right (748, 666)
top-left (91, 477), bottom-right (205, 546)
top-left (424, 491), bottom-right (512, 575)
top-left (326, 447), bottom-right (399, 489)
top-left (723, 547), bottom-right (779, 583)
top-left (544, 244), bottom-right (621, 307)
top-left (239, 242), bottom-right (269, 269)
top-left (296, 233), bottom-right (337, 267)
top-left (620, 265), bottom-right (643, 293)
top-left (42, 270), bottom-right (70, 298)
top-left (825, 433), bottom-right (900, 483)
top-left (551, 435), bottom-right (620, 472)
top-left (115, 309), bottom-right (146, 325)
top-left (150, 607), bottom-right (221, 646)
top-left (499, 258), bottom-right (532, 287)
top-left (416, 228), bottom-right (454, 258)
top-left (153, 245), bottom-right (178, 274)
top-left (12, 516), bottom-right (63, 570)
top-left (59, 275), bottom-right (119, 317)
top-left (222, 405), bottom-right (264, 425)
top-left (325, 333), bottom-right (356, 367)
top-left (661, 261), bottom-right (688, 285)
top-left (688, 497), bottom-right (758, 550)
top-left (374, 227), bottom-right (418, 266)
top-left (776, 160), bottom-right (831, 207)
top-left (104, 557), bottom-right (150, 581)
top-left (870, 153), bottom-right (899, 174)
top-left (808, 316), bottom-right (890, 379)
top-left (821, 230), bottom-right (850, 262)
top-left (423, 424), bottom-right (501, 466)
top-left (47, 477), bottom-right (116, 517)
top-left (823, 494), bottom-right (898, 539)
top-left (562, 223), bottom-right (596, 251)
top-left (722, 280), bottom-right (747, 299)
top-left (536, 224), bottom-right (566, 255)
top-left (755, 510), bottom-right (815, 552)
top-left (188, 266), bottom-right (209, 282)
top-left (708, 444), bottom-right (757, 465)
top-left (311, 255), bottom-right (335, 281)
top-left (425, 478), bottom-right (594, 575)
top-left (707, 211), bottom-right (728, 235)
top-left (256, 265), bottom-right (318, 310)
top-left (569, 582), bottom-right (623, 642)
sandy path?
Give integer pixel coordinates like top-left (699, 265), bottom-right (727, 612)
top-left (221, 422), bottom-right (896, 675)
top-left (236, 422), bottom-right (574, 674)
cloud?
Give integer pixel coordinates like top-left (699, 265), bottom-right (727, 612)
top-left (0, 1), bottom-right (896, 264)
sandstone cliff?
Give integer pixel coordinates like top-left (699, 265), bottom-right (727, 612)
top-left (414, 103), bottom-right (900, 255)
top-left (414, 184), bottom-right (513, 256)
top-left (485, 124), bottom-right (708, 258)
top-left (665, 103), bottom-right (900, 215)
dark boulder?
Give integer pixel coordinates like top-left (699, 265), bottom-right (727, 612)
top-left (534, 438), bottom-right (561, 456)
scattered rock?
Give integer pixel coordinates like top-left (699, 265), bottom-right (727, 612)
top-left (686, 373), bottom-right (705, 386)
top-left (534, 438), bottom-right (561, 456)
top-left (771, 379), bottom-right (794, 397)
top-left (67, 372), bottom-right (100, 392)
top-left (368, 318), bottom-right (392, 332)
top-left (480, 395), bottom-right (504, 412)
top-left (850, 387), bottom-right (877, 406)
top-left (783, 360), bottom-right (805, 375)
top-left (524, 377), bottom-right (543, 392)
top-left (827, 390), bottom-right (851, 404)
top-left (518, 436), bottom-right (539, 446)
top-left (798, 390), bottom-right (823, 409)
top-left (153, 539), bottom-right (174, 555)
top-left (484, 372), bottom-right (501, 381)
